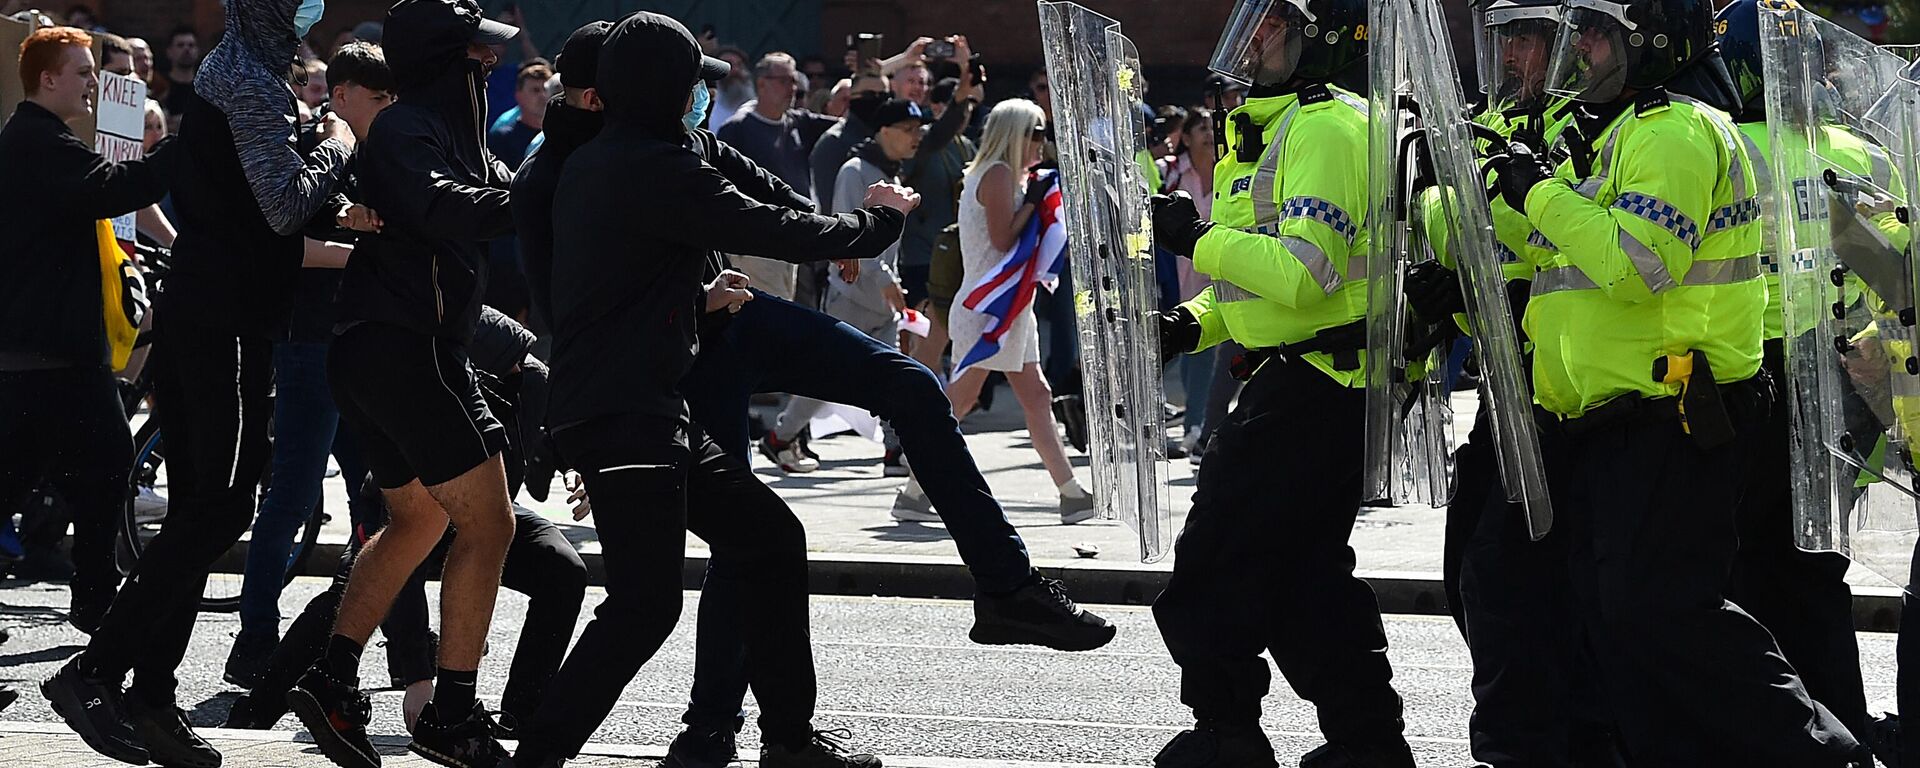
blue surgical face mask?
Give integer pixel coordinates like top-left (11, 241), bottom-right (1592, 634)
top-left (683, 81), bottom-right (709, 132)
top-left (295, 0), bottom-right (325, 38)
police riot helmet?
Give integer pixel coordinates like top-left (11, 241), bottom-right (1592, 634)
top-left (1472, 0), bottom-right (1563, 113)
top-left (1545, 0), bottom-right (1718, 103)
top-left (1208, 0), bottom-right (1368, 88)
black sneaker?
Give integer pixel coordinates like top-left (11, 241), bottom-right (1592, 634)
top-left (1298, 739), bottom-right (1416, 768)
top-left (1153, 723), bottom-right (1277, 768)
top-left (661, 724), bottom-right (743, 768)
top-left (759, 729), bottom-right (881, 768)
top-left (129, 695), bottom-right (221, 768)
top-left (223, 630), bottom-right (278, 688)
top-left (971, 576), bottom-right (1116, 652)
top-left (40, 659), bottom-right (149, 765)
top-left (409, 700), bottom-right (509, 768)
top-left (224, 692), bottom-right (288, 730)
top-left (499, 752), bottom-right (566, 768)
top-left (286, 666), bottom-right (379, 768)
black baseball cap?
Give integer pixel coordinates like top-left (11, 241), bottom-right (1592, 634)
top-left (473, 13), bottom-right (520, 45)
top-left (699, 52), bottom-right (731, 81)
top-left (556, 20), bottom-right (613, 88)
top-left (871, 97), bottom-right (933, 128)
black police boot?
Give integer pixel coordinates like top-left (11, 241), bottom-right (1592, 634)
top-left (661, 723), bottom-right (743, 768)
top-left (1298, 739), bottom-right (1417, 768)
top-left (971, 575), bottom-right (1116, 652)
top-left (129, 695), bottom-right (221, 768)
top-left (222, 630), bottom-right (278, 689)
top-left (408, 700), bottom-right (510, 768)
top-left (41, 658), bottom-right (149, 765)
top-left (1153, 723), bottom-right (1278, 768)
top-left (286, 666), bottom-right (379, 768)
top-left (758, 729), bottom-right (882, 768)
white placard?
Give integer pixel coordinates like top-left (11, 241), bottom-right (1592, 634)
top-left (95, 70), bottom-right (146, 243)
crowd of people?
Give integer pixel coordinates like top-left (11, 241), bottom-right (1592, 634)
top-left (0, 0), bottom-right (1915, 767)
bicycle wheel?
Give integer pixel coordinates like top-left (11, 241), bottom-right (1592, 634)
top-left (285, 498), bottom-right (327, 585)
top-left (119, 419), bottom-right (165, 578)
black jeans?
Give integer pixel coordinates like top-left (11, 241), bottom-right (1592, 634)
top-left (524, 412), bottom-right (813, 759)
top-left (82, 317), bottom-right (275, 706)
top-left (1725, 343), bottom-right (1869, 741)
top-left (679, 293), bottom-right (1035, 729)
top-left (1151, 357), bottom-right (1406, 745)
top-left (0, 366), bottom-right (130, 616)
top-left (1551, 382), bottom-right (1860, 766)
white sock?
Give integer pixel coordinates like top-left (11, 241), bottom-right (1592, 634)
top-left (901, 476), bottom-right (925, 498)
top-left (1058, 477), bottom-right (1088, 498)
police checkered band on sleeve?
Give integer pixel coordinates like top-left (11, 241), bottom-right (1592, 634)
top-left (1473, 0), bottom-right (1563, 114)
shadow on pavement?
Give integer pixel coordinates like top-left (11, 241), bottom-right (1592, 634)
top-left (185, 691), bottom-right (241, 727)
top-left (0, 644), bottom-right (81, 668)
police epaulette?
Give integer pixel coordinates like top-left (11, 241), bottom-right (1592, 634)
top-left (1634, 87), bottom-right (1671, 116)
top-left (1299, 84), bottom-right (1334, 105)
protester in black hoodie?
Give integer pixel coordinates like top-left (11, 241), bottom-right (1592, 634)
top-left (0, 27), bottom-right (174, 644)
top-left (41, 0), bottom-right (356, 764)
top-left (502, 11), bottom-right (915, 768)
top-left (289, 1), bottom-right (528, 766)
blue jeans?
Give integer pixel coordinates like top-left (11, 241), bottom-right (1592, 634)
top-left (238, 341), bottom-right (373, 639)
top-left (680, 291), bottom-right (1036, 728)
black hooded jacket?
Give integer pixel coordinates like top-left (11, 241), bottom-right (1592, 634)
top-left (334, 0), bottom-right (515, 343)
top-left (511, 96), bottom-right (602, 332)
top-left (546, 12), bottom-right (906, 429)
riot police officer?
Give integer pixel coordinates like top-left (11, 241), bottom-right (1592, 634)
top-left (1149, 1), bottom-right (1415, 766)
top-left (1490, 0), bottom-right (1865, 762)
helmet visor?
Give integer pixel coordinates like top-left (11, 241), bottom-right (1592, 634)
top-left (1209, 0), bottom-right (1310, 87)
top-left (1479, 6), bottom-right (1563, 112)
top-left (1546, 0), bottom-right (1634, 103)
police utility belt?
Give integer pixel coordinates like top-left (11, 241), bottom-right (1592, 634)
top-left (1229, 319), bottom-right (1367, 380)
top-left (1532, 349), bottom-right (1770, 449)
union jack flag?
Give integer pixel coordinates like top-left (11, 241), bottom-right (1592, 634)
top-left (952, 169), bottom-right (1067, 379)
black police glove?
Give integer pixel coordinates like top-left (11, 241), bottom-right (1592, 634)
top-left (1494, 136), bottom-right (1556, 215)
top-left (1152, 191), bottom-right (1215, 258)
top-left (1404, 260), bottom-right (1466, 324)
top-left (1157, 306), bottom-right (1201, 366)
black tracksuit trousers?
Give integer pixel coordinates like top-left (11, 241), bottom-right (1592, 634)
top-left (522, 412), bottom-right (814, 759)
top-left (1151, 356), bottom-right (1407, 747)
top-left (80, 317), bottom-right (274, 707)
top-left (0, 366), bottom-right (130, 620)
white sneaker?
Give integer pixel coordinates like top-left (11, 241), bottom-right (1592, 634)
top-left (133, 486), bottom-right (167, 524)
top-left (757, 434), bottom-right (819, 474)
top-left (891, 479), bottom-right (940, 522)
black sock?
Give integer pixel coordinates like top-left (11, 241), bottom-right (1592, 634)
top-left (434, 667), bottom-right (477, 716)
top-left (322, 635), bottom-right (363, 683)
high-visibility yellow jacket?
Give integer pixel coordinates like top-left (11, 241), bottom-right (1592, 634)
top-left (1180, 87), bottom-right (1373, 386)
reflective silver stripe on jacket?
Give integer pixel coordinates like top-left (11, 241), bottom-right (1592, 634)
top-left (1681, 257), bottom-right (1760, 285)
top-left (1219, 93), bottom-right (1370, 302)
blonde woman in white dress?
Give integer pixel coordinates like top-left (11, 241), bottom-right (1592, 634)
top-left (944, 98), bottom-right (1092, 522)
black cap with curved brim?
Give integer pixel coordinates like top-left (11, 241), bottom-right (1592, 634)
top-left (700, 54), bottom-right (731, 81)
top-left (557, 20), bottom-right (615, 89)
top-left (473, 15), bottom-right (521, 45)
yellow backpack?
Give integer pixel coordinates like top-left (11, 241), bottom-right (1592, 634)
top-left (95, 219), bottom-right (147, 370)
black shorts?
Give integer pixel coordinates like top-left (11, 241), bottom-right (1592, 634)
top-left (329, 322), bottom-right (507, 488)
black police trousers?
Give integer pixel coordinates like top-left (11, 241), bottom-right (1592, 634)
top-left (1549, 381), bottom-right (1861, 766)
top-left (1450, 412), bottom-right (1620, 768)
top-left (1726, 343), bottom-right (1869, 741)
top-left (1152, 355), bottom-right (1407, 746)
top-left (522, 412), bottom-right (815, 760)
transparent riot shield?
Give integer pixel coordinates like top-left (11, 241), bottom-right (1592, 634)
top-left (1362, 0), bottom-right (1457, 507)
top-left (1761, 3), bottom-right (1918, 587)
top-left (1037, 1), bottom-right (1172, 562)
top-left (1397, 0), bottom-right (1553, 536)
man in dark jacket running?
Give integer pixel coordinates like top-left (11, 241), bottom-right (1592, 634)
top-left (502, 11), bottom-right (915, 768)
top-left (286, 1), bottom-right (526, 766)
top-left (41, 0), bottom-right (357, 764)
